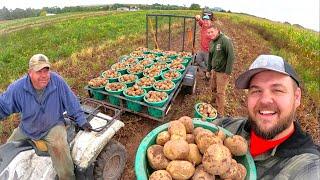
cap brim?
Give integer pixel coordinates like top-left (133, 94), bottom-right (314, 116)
top-left (32, 63), bottom-right (50, 71)
top-left (235, 68), bottom-right (289, 89)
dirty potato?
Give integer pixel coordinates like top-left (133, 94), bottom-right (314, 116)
top-left (166, 160), bottom-right (195, 180)
top-left (187, 144), bottom-right (202, 166)
top-left (163, 139), bottom-right (189, 160)
top-left (147, 145), bottom-right (170, 170)
top-left (214, 128), bottom-right (226, 141)
top-left (168, 120), bottom-right (187, 140)
top-left (193, 127), bottom-right (205, 137)
top-left (192, 164), bottom-right (215, 180)
top-left (195, 129), bottom-right (223, 154)
top-left (186, 134), bottom-right (195, 144)
top-left (178, 116), bottom-right (194, 134)
top-left (237, 163), bottom-right (247, 180)
top-left (224, 135), bottom-right (248, 156)
top-left (202, 144), bottom-right (232, 176)
top-left (149, 170), bottom-right (172, 180)
top-left (156, 131), bottom-right (171, 146)
top-left (220, 159), bottom-right (239, 179)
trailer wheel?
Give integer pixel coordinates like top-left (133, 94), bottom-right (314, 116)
top-left (94, 139), bottom-right (127, 180)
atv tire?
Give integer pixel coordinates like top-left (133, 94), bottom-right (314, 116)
top-left (94, 139), bottom-right (127, 180)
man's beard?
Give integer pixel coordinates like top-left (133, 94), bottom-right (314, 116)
top-left (249, 109), bottom-right (295, 140)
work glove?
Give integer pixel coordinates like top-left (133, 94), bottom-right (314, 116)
top-left (81, 122), bottom-right (92, 132)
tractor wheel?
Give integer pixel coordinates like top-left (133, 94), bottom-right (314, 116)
top-left (94, 139), bottom-right (127, 180)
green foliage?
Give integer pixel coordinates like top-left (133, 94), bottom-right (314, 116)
top-left (190, 4), bottom-right (201, 10)
top-left (39, 10), bottom-right (47, 16)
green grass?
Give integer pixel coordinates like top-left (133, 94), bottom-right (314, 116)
top-left (0, 10), bottom-right (198, 91)
top-left (218, 12), bottom-right (320, 104)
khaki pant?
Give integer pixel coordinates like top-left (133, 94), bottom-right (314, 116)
top-left (210, 71), bottom-right (229, 116)
top-left (8, 125), bottom-right (75, 180)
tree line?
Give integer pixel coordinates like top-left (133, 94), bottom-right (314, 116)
top-left (0, 3), bottom-right (204, 21)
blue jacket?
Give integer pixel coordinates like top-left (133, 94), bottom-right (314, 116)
top-left (0, 72), bottom-right (87, 140)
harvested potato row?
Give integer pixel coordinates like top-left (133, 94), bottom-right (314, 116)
top-left (125, 85), bottom-right (144, 96)
top-left (130, 50), bottom-right (144, 57)
top-left (198, 103), bottom-right (217, 118)
top-left (88, 77), bottom-right (107, 87)
top-left (169, 63), bottom-right (184, 70)
top-left (163, 70), bottom-right (180, 80)
top-left (105, 82), bottom-right (125, 91)
top-left (141, 59), bottom-right (154, 67)
top-left (154, 80), bottom-right (174, 90)
top-left (152, 62), bottom-right (167, 71)
top-left (119, 74), bottom-right (137, 83)
top-left (123, 57), bottom-right (138, 66)
top-left (145, 91), bottom-right (168, 102)
top-left (128, 64), bottom-right (144, 74)
top-left (144, 53), bottom-right (156, 59)
top-left (101, 69), bottom-right (120, 79)
top-left (143, 67), bottom-right (161, 78)
top-left (178, 51), bottom-right (192, 57)
top-left (136, 77), bottom-right (155, 87)
top-left (111, 62), bottom-right (127, 71)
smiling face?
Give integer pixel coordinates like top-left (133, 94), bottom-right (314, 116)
top-left (207, 26), bottom-right (219, 40)
top-left (247, 70), bottom-right (301, 139)
top-left (29, 67), bottom-right (51, 90)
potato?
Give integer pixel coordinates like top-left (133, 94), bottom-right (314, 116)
top-left (192, 164), bottom-right (215, 180)
top-left (178, 116), bottom-right (194, 133)
top-left (156, 131), bottom-right (171, 146)
top-left (193, 127), bottom-right (205, 137)
top-left (237, 163), bottom-right (247, 180)
top-left (149, 170), bottom-right (172, 180)
top-left (220, 159), bottom-right (239, 179)
top-left (187, 144), bottom-right (202, 166)
top-left (147, 145), bottom-right (170, 170)
top-left (168, 120), bottom-right (187, 140)
top-left (166, 160), bottom-right (195, 180)
top-left (186, 134), bottom-right (195, 144)
top-left (202, 144), bottom-right (232, 175)
top-left (224, 135), bottom-right (248, 156)
top-left (163, 140), bottom-right (189, 160)
top-left (214, 129), bottom-right (226, 141)
top-left (195, 129), bottom-right (223, 154)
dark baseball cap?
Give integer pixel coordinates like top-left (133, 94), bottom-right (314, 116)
top-left (236, 55), bottom-right (300, 89)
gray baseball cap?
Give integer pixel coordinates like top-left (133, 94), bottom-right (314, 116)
top-left (236, 55), bottom-right (300, 89)
top-left (29, 54), bottom-right (51, 71)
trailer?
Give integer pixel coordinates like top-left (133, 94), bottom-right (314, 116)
top-left (85, 14), bottom-right (198, 122)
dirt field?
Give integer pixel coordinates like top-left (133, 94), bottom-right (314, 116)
top-left (0, 16), bottom-right (318, 179)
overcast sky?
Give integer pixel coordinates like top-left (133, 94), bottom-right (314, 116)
top-left (1, 0), bottom-right (319, 31)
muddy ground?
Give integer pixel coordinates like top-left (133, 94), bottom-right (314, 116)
top-left (0, 16), bottom-right (318, 180)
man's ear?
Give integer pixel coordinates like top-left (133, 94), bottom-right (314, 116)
top-left (294, 87), bottom-right (301, 109)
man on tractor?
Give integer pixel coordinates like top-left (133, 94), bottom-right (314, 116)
top-left (0, 54), bottom-right (92, 180)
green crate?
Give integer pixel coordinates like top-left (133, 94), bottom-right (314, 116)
top-left (161, 70), bottom-right (182, 84)
top-left (153, 80), bottom-right (176, 95)
top-left (105, 83), bottom-right (126, 106)
top-left (123, 89), bottom-right (146, 112)
top-left (194, 103), bottom-right (217, 122)
top-left (143, 93), bottom-right (168, 118)
top-left (134, 119), bottom-right (257, 180)
top-left (89, 86), bottom-right (106, 100)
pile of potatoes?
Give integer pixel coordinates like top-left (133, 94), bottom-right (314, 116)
top-left (128, 64), bottom-right (144, 74)
top-left (105, 82), bottom-right (125, 91)
top-left (154, 80), bottom-right (174, 90)
top-left (143, 67), bottom-right (162, 78)
top-left (178, 51), bottom-right (192, 57)
top-left (156, 56), bottom-right (170, 63)
top-left (172, 58), bottom-right (185, 64)
top-left (136, 77), bottom-right (155, 87)
top-left (153, 62), bottom-right (168, 71)
top-left (111, 62), bottom-right (127, 71)
top-left (169, 63), bottom-right (184, 71)
top-left (102, 69), bottom-right (120, 79)
top-left (147, 116), bottom-right (248, 180)
top-left (198, 103), bottom-right (218, 118)
top-left (136, 47), bottom-right (149, 52)
top-left (141, 59), bottom-right (154, 67)
top-left (125, 85), bottom-right (144, 96)
top-left (164, 50), bottom-right (177, 56)
top-left (144, 53), bottom-right (156, 59)
top-left (130, 50), bottom-right (144, 57)
top-left (123, 57), bottom-right (138, 66)
top-left (119, 74), bottom-right (137, 83)
top-left (88, 77), bottom-right (107, 87)
top-left (163, 70), bottom-right (180, 80)
top-left (145, 91), bottom-right (168, 102)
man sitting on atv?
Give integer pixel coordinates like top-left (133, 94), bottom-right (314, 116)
top-left (0, 54), bottom-right (92, 180)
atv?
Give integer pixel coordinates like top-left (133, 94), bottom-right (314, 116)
top-left (0, 97), bottom-right (127, 180)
